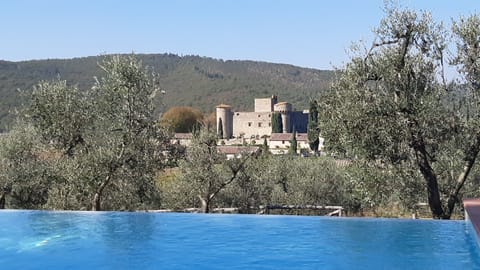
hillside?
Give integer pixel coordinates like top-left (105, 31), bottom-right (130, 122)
top-left (0, 54), bottom-right (335, 131)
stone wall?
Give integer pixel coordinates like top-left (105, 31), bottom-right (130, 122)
top-left (254, 98), bottom-right (275, 112)
top-left (216, 96), bottom-right (308, 139)
top-left (232, 112), bottom-right (272, 138)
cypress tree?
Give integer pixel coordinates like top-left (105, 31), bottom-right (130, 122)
top-left (262, 136), bottom-right (269, 155)
top-left (307, 100), bottom-right (319, 152)
top-left (218, 118), bottom-right (224, 138)
top-left (289, 129), bottom-right (298, 155)
top-left (271, 113), bottom-right (283, 133)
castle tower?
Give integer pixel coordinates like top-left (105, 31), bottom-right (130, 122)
top-left (274, 102), bottom-right (292, 133)
top-left (216, 104), bottom-right (232, 139)
top-left (255, 95), bottom-right (278, 112)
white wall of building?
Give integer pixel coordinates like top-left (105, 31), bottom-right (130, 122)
top-left (232, 112), bottom-right (272, 138)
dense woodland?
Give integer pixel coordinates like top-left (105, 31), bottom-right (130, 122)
top-left (0, 54), bottom-right (334, 132)
top-left (1, 4), bottom-right (480, 219)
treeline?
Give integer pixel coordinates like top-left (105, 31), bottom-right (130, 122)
top-left (0, 54), bottom-right (334, 132)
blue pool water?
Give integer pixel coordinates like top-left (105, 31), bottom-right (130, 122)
top-left (1, 211), bottom-right (479, 269)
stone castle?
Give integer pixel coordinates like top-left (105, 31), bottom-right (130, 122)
top-left (216, 95), bottom-right (308, 139)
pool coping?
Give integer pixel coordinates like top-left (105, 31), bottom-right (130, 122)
top-left (464, 199), bottom-right (480, 245)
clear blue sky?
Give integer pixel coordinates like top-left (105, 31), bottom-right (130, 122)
top-left (1, 0), bottom-right (478, 70)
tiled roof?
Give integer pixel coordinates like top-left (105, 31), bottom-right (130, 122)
top-left (270, 133), bottom-right (308, 141)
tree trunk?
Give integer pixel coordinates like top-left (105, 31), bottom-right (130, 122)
top-left (444, 163), bottom-right (472, 219)
top-left (444, 136), bottom-right (480, 218)
top-left (92, 175), bottom-right (111, 211)
top-left (414, 145), bottom-right (445, 219)
top-left (92, 192), bottom-right (101, 211)
top-left (0, 192), bottom-right (5, 209)
top-left (198, 195), bottom-right (210, 213)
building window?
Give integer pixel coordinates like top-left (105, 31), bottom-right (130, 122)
top-left (268, 122), bottom-right (271, 127)
top-left (248, 122), bottom-right (252, 127)
top-left (282, 140), bottom-right (285, 144)
top-left (258, 123), bottom-right (262, 127)
top-left (236, 113), bottom-right (240, 116)
top-left (258, 114), bottom-right (261, 117)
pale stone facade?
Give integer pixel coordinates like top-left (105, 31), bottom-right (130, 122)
top-left (269, 133), bottom-right (324, 155)
top-left (216, 96), bottom-right (308, 139)
top-left (269, 133), bottom-right (308, 154)
top-left (254, 97), bottom-right (277, 112)
top-left (232, 112), bottom-right (272, 138)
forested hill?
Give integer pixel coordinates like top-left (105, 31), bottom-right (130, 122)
top-left (0, 54), bottom-right (335, 131)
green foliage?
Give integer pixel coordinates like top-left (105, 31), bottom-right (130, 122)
top-left (218, 117), bottom-right (223, 138)
top-left (273, 157), bottom-right (351, 208)
top-left (452, 14), bottom-right (480, 87)
top-left (289, 130), bottom-right (298, 155)
top-left (172, 127), bottom-right (250, 213)
top-left (271, 112), bottom-right (283, 133)
top-left (29, 79), bottom-right (91, 156)
top-left (0, 54), bottom-right (334, 132)
top-left (221, 156), bottom-right (361, 214)
top-left (262, 136), bottom-right (269, 154)
top-left (342, 160), bottom-right (424, 213)
top-left (318, 4), bottom-right (480, 219)
top-left (159, 151), bottom-right (363, 214)
top-left (0, 122), bottom-right (53, 209)
top-left (307, 99), bottom-right (319, 152)
top-left (0, 55), bottom-right (171, 211)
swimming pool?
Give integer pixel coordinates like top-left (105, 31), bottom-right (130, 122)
top-left (1, 211), bottom-right (479, 269)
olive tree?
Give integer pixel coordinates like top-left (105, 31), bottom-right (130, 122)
top-left (266, 157), bottom-right (351, 208)
top-left (176, 128), bottom-right (251, 213)
top-left (0, 122), bottom-right (53, 209)
top-left (0, 55), bottom-right (170, 211)
top-left (85, 55), bottom-right (169, 211)
top-left (447, 14), bottom-right (480, 216)
top-left (221, 155), bottom-right (276, 213)
top-left (318, 4), bottom-right (480, 219)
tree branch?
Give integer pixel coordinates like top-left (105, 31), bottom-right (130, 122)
top-left (445, 133), bottom-right (480, 218)
top-left (209, 155), bottom-right (251, 201)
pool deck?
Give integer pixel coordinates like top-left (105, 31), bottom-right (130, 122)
top-left (464, 199), bottom-right (480, 238)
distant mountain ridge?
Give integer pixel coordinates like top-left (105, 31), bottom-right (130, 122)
top-left (0, 53), bottom-right (335, 131)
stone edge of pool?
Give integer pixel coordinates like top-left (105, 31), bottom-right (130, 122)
top-left (464, 199), bottom-right (480, 245)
